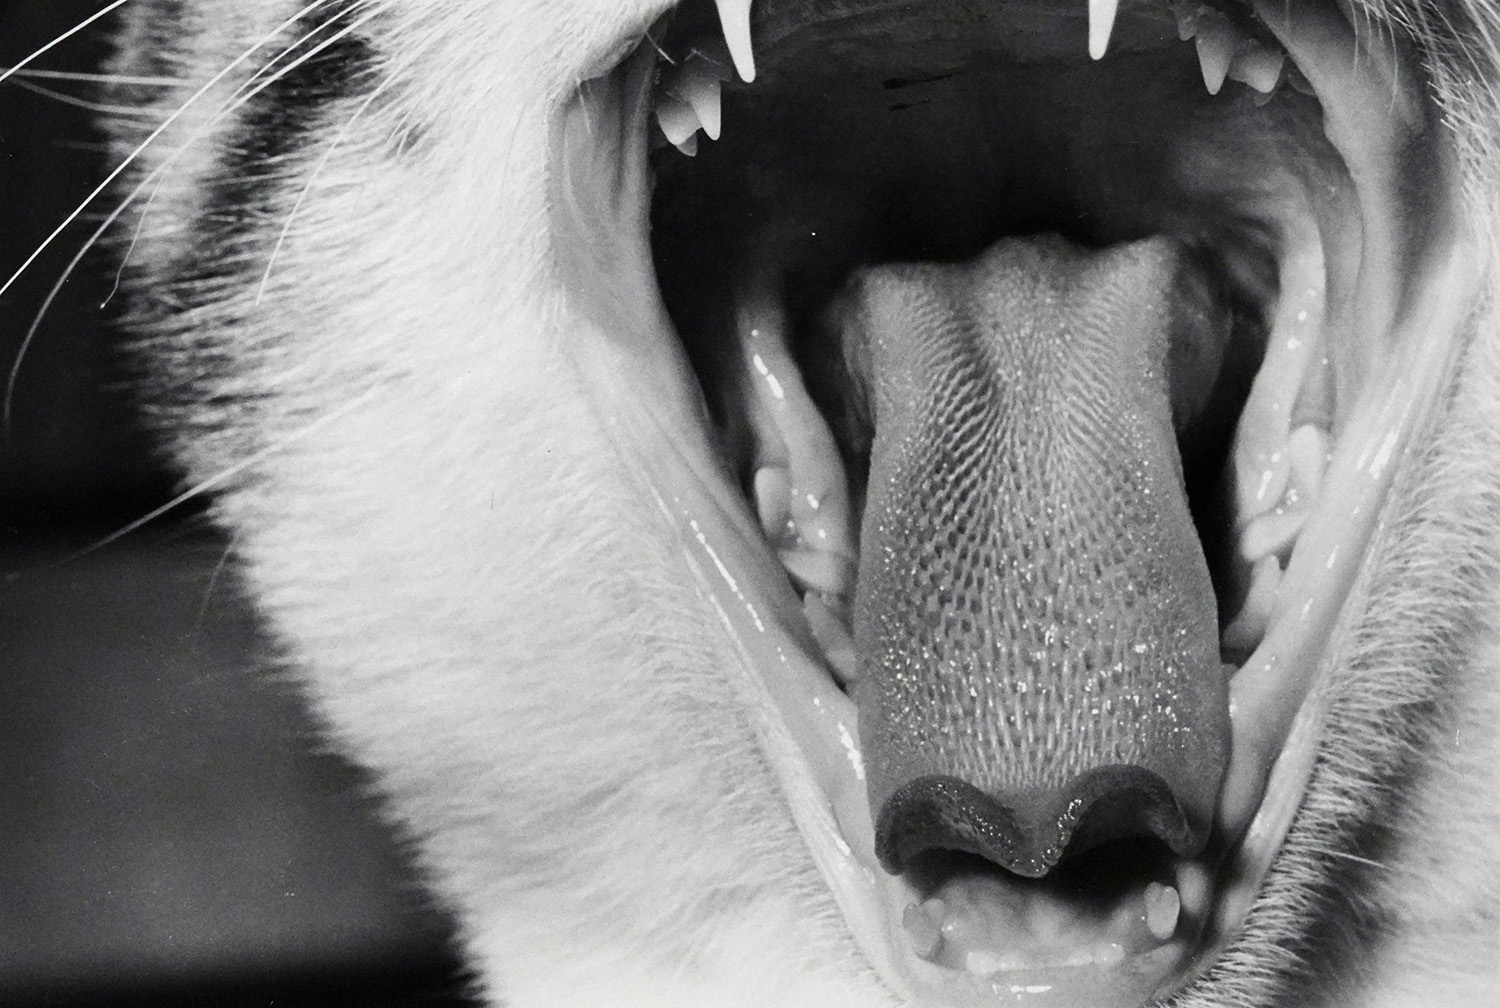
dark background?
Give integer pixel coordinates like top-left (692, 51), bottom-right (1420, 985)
top-left (1, 6), bottom-right (471, 1006)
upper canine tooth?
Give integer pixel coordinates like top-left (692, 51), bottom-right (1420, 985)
top-left (715, 0), bottom-right (756, 83)
top-left (1088, 0), bottom-right (1120, 60)
top-left (1194, 14), bottom-right (1237, 94)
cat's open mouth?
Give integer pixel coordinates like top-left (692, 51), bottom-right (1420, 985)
top-left (551, 1), bottom-right (1475, 1005)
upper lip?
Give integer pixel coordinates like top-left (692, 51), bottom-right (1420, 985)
top-left (549, 1), bottom-right (1479, 1005)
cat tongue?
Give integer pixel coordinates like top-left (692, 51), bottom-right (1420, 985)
top-left (836, 234), bottom-right (1231, 879)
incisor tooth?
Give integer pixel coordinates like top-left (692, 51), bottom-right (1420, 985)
top-left (1195, 16), bottom-right (1236, 94)
top-left (715, 0), bottom-right (756, 83)
top-left (1088, 0), bottom-right (1120, 60)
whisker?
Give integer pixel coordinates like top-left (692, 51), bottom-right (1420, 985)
top-left (6, 76), bottom-right (166, 117)
top-left (1, 67), bottom-right (194, 87)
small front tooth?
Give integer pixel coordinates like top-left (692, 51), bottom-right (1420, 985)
top-left (715, 0), bottom-right (756, 83)
top-left (1228, 42), bottom-right (1285, 93)
top-left (1144, 882), bottom-right (1181, 941)
top-left (1195, 15), bottom-right (1236, 94)
top-left (655, 96), bottom-right (701, 147)
top-left (1087, 0), bottom-right (1120, 61)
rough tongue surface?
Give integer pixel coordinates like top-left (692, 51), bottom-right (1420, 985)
top-left (842, 234), bottom-right (1230, 879)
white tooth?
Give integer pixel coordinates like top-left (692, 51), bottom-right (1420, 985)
top-left (675, 133), bottom-right (698, 156)
top-left (1195, 16), bottom-right (1236, 94)
top-left (1286, 423), bottom-right (1329, 500)
top-left (1144, 882), bottom-right (1181, 941)
top-left (671, 57), bottom-right (725, 140)
top-left (1222, 554), bottom-right (1282, 656)
top-left (715, 0), bottom-right (756, 83)
top-left (902, 903), bottom-right (942, 960)
top-left (655, 96), bottom-right (701, 147)
top-left (1228, 42), bottom-right (1285, 93)
top-left (753, 465), bottom-right (793, 544)
top-left (1241, 507), bottom-right (1308, 564)
top-left (1088, 0), bottom-right (1120, 61)
top-left (804, 592), bottom-right (858, 684)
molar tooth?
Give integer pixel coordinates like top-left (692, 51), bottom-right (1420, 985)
top-left (1194, 14), bottom-right (1236, 94)
top-left (1228, 41), bottom-right (1285, 94)
top-left (1087, 0), bottom-right (1120, 61)
top-left (715, 0), bottom-right (756, 83)
top-left (1144, 882), bottom-right (1181, 941)
top-left (654, 96), bottom-right (701, 148)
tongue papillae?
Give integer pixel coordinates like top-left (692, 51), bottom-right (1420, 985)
top-left (841, 235), bottom-right (1231, 880)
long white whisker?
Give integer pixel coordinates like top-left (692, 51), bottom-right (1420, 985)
top-left (6, 76), bottom-right (165, 117)
top-left (1, 67), bottom-right (193, 87)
